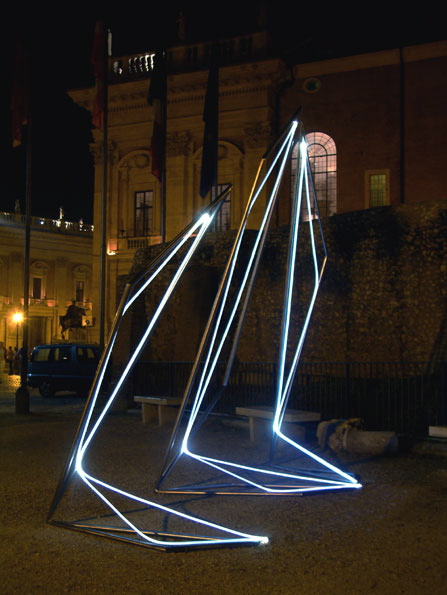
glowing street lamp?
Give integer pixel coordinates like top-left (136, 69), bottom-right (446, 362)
top-left (12, 312), bottom-right (24, 349)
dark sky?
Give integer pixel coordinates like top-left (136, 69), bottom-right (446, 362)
top-left (2, 2), bottom-right (444, 224)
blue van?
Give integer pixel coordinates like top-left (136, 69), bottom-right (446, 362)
top-left (27, 343), bottom-right (101, 398)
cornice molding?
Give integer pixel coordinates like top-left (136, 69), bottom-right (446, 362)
top-left (70, 61), bottom-right (282, 114)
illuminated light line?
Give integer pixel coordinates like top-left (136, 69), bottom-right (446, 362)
top-left (124, 213), bottom-right (212, 313)
top-left (75, 332), bottom-right (118, 455)
top-left (74, 215), bottom-right (216, 468)
top-left (183, 124), bottom-right (298, 429)
top-left (277, 140), bottom-right (326, 416)
top-left (272, 142), bottom-right (358, 486)
top-left (63, 202), bottom-right (271, 549)
top-left (184, 138), bottom-right (300, 449)
top-left (51, 119), bottom-right (360, 554)
top-left (183, 449), bottom-right (359, 490)
top-left (125, 184), bottom-right (233, 310)
top-left (275, 140), bottom-right (307, 423)
top-left (158, 124), bottom-right (306, 492)
top-left (181, 124), bottom-right (298, 446)
top-left (75, 469), bottom-right (268, 547)
top-left (51, 121), bottom-right (307, 552)
top-left (77, 214), bottom-right (215, 462)
top-left (274, 429), bottom-right (361, 485)
top-left (162, 124), bottom-right (361, 495)
top-left (180, 436), bottom-right (360, 492)
top-left (273, 141), bottom-right (358, 486)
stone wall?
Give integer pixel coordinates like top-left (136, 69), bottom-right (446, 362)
top-left (124, 200), bottom-right (447, 364)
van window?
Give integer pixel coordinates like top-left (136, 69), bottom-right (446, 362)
top-left (32, 347), bottom-right (51, 362)
top-left (76, 347), bottom-right (99, 361)
top-left (53, 347), bottom-right (71, 362)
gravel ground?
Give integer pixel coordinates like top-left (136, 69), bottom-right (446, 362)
top-left (1, 372), bottom-right (447, 594)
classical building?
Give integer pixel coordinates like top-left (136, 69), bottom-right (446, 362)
top-left (0, 211), bottom-right (94, 351)
top-left (68, 31), bottom-right (447, 342)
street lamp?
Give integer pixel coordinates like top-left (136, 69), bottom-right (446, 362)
top-left (12, 312), bottom-right (24, 349)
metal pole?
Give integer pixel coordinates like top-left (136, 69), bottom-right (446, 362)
top-left (16, 117), bottom-right (31, 414)
top-left (161, 49), bottom-right (167, 243)
top-left (99, 28), bottom-right (109, 349)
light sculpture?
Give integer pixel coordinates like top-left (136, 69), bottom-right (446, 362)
top-left (157, 121), bottom-right (361, 496)
top-left (48, 186), bottom-right (268, 550)
top-left (48, 118), bottom-right (360, 554)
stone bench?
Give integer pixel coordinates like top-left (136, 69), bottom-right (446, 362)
top-left (134, 396), bottom-right (182, 426)
top-left (429, 425), bottom-right (447, 439)
top-left (235, 405), bottom-right (321, 442)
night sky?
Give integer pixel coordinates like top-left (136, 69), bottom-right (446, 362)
top-left (2, 2), bottom-right (443, 224)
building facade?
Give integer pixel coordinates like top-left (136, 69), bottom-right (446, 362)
top-left (0, 211), bottom-right (94, 352)
top-left (68, 32), bottom-right (447, 342)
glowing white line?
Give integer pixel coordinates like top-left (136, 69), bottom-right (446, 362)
top-left (182, 124), bottom-right (298, 446)
top-left (275, 140), bottom-right (306, 420)
top-left (183, 449), bottom-right (360, 492)
top-left (183, 124), bottom-right (299, 432)
top-left (77, 214), bottom-right (214, 462)
top-left (279, 145), bottom-right (325, 408)
top-left (76, 216), bottom-right (214, 464)
top-left (172, 128), bottom-right (360, 494)
top-left (76, 468), bottom-right (268, 547)
top-left (277, 140), bottom-right (320, 414)
top-left (76, 332), bottom-right (118, 454)
top-left (124, 213), bottom-right (212, 313)
top-left (60, 121), bottom-right (360, 555)
top-left (71, 208), bottom-right (270, 547)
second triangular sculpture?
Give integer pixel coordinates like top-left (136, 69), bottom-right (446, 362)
top-left (157, 119), bottom-right (362, 496)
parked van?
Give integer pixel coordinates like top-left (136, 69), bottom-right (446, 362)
top-left (27, 343), bottom-right (101, 398)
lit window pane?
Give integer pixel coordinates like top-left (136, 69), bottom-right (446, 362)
top-left (291, 132), bottom-right (337, 219)
top-left (211, 184), bottom-right (231, 231)
top-left (369, 174), bottom-right (386, 207)
top-left (135, 191), bottom-right (153, 236)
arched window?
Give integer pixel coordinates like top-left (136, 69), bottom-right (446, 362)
top-left (291, 132), bottom-right (337, 218)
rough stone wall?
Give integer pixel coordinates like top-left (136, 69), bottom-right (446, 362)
top-left (124, 200), bottom-right (447, 364)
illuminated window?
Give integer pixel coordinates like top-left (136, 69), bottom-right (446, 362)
top-left (366, 170), bottom-right (389, 207)
top-left (30, 261), bottom-right (48, 301)
top-left (135, 191), bottom-right (153, 236)
top-left (211, 184), bottom-right (231, 231)
top-left (73, 265), bottom-right (90, 306)
top-left (76, 281), bottom-right (84, 303)
top-left (32, 277), bottom-right (43, 300)
top-left (291, 132), bottom-right (337, 219)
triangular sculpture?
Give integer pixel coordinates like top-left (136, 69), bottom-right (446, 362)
top-left (156, 118), bottom-right (362, 496)
top-left (48, 185), bottom-right (267, 551)
top-left (48, 117), bottom-right (360, 553)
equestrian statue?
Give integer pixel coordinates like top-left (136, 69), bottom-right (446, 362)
top-left (59, 301), bottom-right (85, 340)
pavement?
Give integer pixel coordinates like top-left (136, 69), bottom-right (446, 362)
top-left (0, 370), bottom-right (89, 416)
top-left (2, 368), bottom-right (447, 593)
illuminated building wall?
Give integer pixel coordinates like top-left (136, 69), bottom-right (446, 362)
top-left (68, 35), bottom-right (447, 342)
top-left (0, 212), bottom-right (93, 352)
